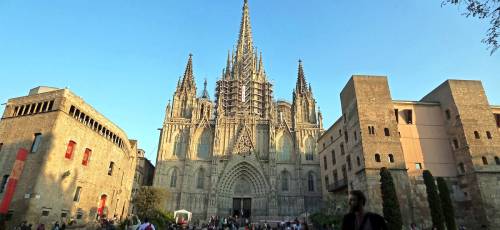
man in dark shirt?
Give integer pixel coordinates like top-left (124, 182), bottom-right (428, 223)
top-left (341, 190), bottom-right (388, 230)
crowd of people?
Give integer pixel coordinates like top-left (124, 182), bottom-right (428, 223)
top-left (13, 220), bottom-right (66, 230)
top-left (6, 190), bottom-right (484, 230)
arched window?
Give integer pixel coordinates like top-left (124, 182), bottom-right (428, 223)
top-left (278, 134), bottom-right (293, 161)
top-left (495, 156), bottom-right (500, 165)
top-left (308, 172), bottom-right (315, 192)
top-left (474, 131), bottom-right (480, 139)
top-left (281, 171), bottom-right (290, 191)
top-left (197, 129), bottom-right (212, 159)
top-left (388, 154), bottom-right (395, 163)
top-left (486, 131), bottom-right (492, 139)
top-left (305, 136), bottom-right (315, 161)
top-left (196, 168), bottom-right (205, 189)
top-left (482, 156), bottom-right (488, 165)
top-left (170, 169), bottom-right (178, 188)
top-left (375, 153), bottom-right (381, 162)
top-left (173, 131), bottom-right (187, 158)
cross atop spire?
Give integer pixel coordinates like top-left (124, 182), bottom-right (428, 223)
top-left (180, 53), bottom-right (196, 92)
top-left (296, 59), bottom-right (308, 94)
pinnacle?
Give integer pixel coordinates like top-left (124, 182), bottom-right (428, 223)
top-left (296, 59), bottom-right (307, 94)
top-left (180, 54), bottom-right (196, 92)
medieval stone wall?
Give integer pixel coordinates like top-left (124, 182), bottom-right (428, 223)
top-left (0, 88), bottom-right (137, 228)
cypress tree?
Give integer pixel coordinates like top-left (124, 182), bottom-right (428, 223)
top-left (437, 177), bottom-right (457, 230)
top-left (423, 170), bottom-right (445, 230)
top-left (380, 167), bottom-right (403, 230)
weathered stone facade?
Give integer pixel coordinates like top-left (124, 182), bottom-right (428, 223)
top-left (153, 1), bottom-right (323, 222)
top-left (130, 149), bottom-right (155, 214)
top-left (0, 87), bottom-right (137, 228)
top-left (318, 76), bottom-right (500, 229)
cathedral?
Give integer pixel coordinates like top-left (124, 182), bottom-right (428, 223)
top-left (154, 0), bottom-right (323, 221)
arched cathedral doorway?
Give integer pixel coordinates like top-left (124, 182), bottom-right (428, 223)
top-left (216, 161), bottom-right (270, 218)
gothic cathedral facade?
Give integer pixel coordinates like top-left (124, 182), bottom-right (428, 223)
top-left (154, 0), bottom-right (323, 220)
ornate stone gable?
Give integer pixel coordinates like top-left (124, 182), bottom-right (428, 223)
top-left (233, 124), bottom-right (254, 156)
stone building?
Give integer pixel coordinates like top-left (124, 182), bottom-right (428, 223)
top-left (318, 76), bottom-right (500, 229)
top-left (154, 0), bottom-right (323, 221)
top-left (0, 86), bottom-right (138, 227)
top-left (130, 149), bottom-right (155, 213)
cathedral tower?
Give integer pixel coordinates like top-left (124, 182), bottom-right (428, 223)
top-left (155, 0), bottom-right (323, 221)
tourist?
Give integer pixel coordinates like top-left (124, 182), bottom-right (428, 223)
top-left (36, 224), bottom-right (45, 230)
top-left (341, 190), bottom-right (388, 230)
top-left (409, 223), bottom-right (419, 230)
top-left (138, 218), bottom-right (155, 230)
top-left (52, 221), bottom-right (60, 230)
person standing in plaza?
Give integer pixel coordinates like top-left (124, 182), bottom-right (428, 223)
top-left (341, 190), bottom-right (388, 230)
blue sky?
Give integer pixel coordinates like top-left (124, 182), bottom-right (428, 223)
top-left (1, 0), bottom-right (499, 163)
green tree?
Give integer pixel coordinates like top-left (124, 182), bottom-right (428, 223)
top-left (310, 195), bottom-right (347, 230)
top-left (437, 177), bottom-right (457, 230)
top-left (380, 167), bottom-right (403, 230)
top-left (423, 170), bottom-right (445, 230)
top-left (443, 0), bottom-right (500, 54)
top-left (132, 186), bottom-right (169, 219)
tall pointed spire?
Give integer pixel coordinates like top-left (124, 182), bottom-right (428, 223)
top-left (180, 54), bottom-right (196, 91)
top-left (201, 78), bottom-right (210, 99)
top-left (236, 0), bottom-right (254, 59)
top-left (296, 59), bottom-right (307, 94)
top-left (225, 51), bottom-right (232, 79)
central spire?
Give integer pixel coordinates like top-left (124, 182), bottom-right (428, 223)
top-left (235, 0), bottom-right (255, 72)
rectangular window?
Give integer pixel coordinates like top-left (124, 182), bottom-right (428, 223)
top-left (108, 162), bottom-right (115, 176)
top-left (354, 131), bottom-right (357, 141)
top-left (415, 163), bottom-right (422, 169)
top-left (73, 186), bottom-right (82, 202)
top-left (0, 143), bottom-right (3, 152)
top-left (65, 141), bottom-right (76, 159)
top-left (344, 131), bottom-right (348, 143)
top-left (29, 103), bottom-right (36, 114)
top-left (346, 156), bottom-right (352, 171)
top-left (47, 100), bottom-right (54, 111)
top-left (325, 176), bottom-right (329, 187)
top-left (405, 109), bottom-right (413, 124)
top-left (82, 148), bottom-right (91, 166)
top-left (331, 150), bottom-right (336, 165)
top-left (69, 105), bottom-right (75, 115)
top-left (41, 101), bottom-right (48, 112)
top-left (496, 114), bottom-right (500, 127)
top-left (323, 156), bottom-right (328, 170)
top-left (342, 165), bottom-right (347, 180)
top-left (41, 210), bottom-right (50, 216)
top-left (333, 171), bottom-right (338, 184)
top-left (384, 128), bottom-right (390, 136)
top-left (13, 106), bottom-right (19, 116)
top-left (394, 109), bottom-right (399, 123)
top-left (35, 102), bottom-right (43, 113)
top-left (30, 133), bottom-right (42, 153)
top-left (340, 143), bottom-right (345, 155)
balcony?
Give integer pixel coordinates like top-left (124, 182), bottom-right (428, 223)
top-left (327, 179), bottom-right (348, 192)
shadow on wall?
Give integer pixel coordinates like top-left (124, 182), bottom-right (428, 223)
top-left (0, 132), bottom-right (100, 229)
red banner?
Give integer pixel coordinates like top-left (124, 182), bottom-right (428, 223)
top-left (0, 148), bottom-right (28, 214)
